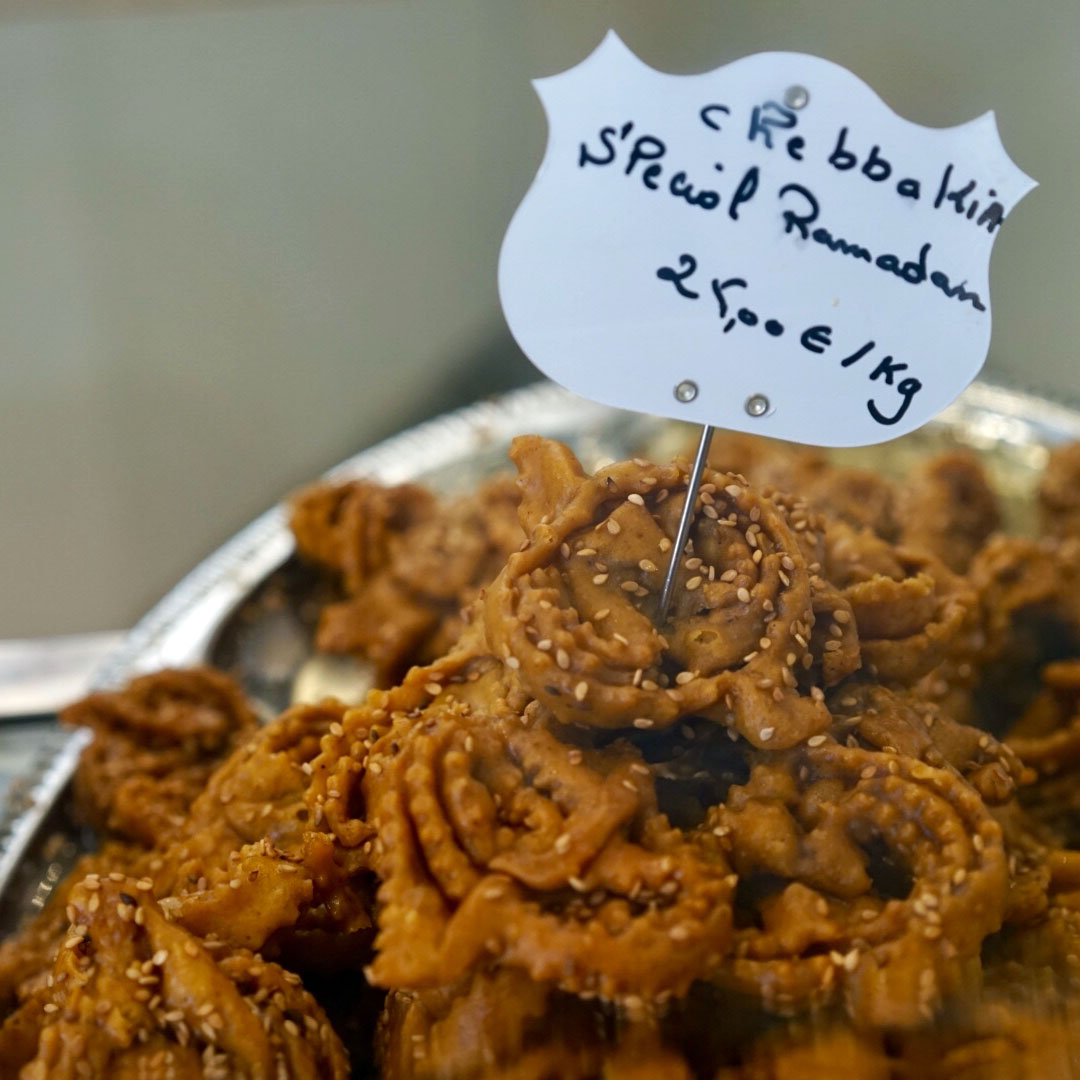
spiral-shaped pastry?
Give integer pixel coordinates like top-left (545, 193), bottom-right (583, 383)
top-left (297, 474), bottom-right (523, 682)
top-left (896, 450), bottom-right (1000, 574)
top-left (1007, 660), bottom-right (1080, 778)
top-left (150, 701), bottom-right (375, 965)
top-left (484, 436), bottom-right (847, 748)
top-left (823, 523), bottom-right (974, 685)
top-left (289, 477), bottom-right (435, 595)
top-left (63, 668), bottom-right (258, 847)
top-left (363, 702), bottom-right (735, 1001)
top-left (703, 743), bottom-right (1007, 1028)
top-left (827, 684), bottom-right (1027, 805)
top-left (1039, 441), bottom-right (1080, 540)
top-left (375, 969), bottom-right (694, 1080)
top-left (11, 876), bottom-right (349, 1080)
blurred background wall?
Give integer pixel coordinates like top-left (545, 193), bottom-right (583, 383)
top-left (1, 0), bottom-right (1076, 637)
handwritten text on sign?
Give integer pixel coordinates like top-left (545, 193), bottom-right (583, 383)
top-left (498, 33), bottom-right (1035, 446)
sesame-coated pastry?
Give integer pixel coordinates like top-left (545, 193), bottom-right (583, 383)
top-left (292, 473), bottom-right (523, 685)
top-left (63, 668), bottom-right (258, 847)
top-left (13, 431), bottom-right (1080, 1076)
top-left (483, 436), bottom-right (856, 748)
top-left (1, 876), bottom-right (350, 1079)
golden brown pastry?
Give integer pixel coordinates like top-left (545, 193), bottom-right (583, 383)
top-left (361, 700), bottom-right (735, 1002)
top-left (63, 668), bottom-right (258, 847)
top-left (292, 474), bottom-right (522, 683)
top-left (1, 875), bottom-right (349, 1079)
top-left (484, 436), bottom-right (856, 748)
top-left (10, 433), bottom-right (1080, 1077)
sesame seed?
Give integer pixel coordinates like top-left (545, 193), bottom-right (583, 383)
top-left (592, 573), bottom-right (609, 585)
top-left (505, 656), bottom-right (521, 670)
top-left (759, 727), bottom-right (775, 742)
top-left (593, 609), bottom-right (610, 620)
top-left (668, 925), bottom-right (690, 942)
top-left (807, 734), bottom-right (826, 747)
top-left (658, 537), bottom-right (672, 552)
top-left (556, 649), bottom-right (570, 670)
top-left (568, 876), bottom-right (587, 892)
top-left (425, 683), bottom-right (442, 696)
top-left (720, 569), bottom-right (737, 582)
top-left (613, 632), bottom-right (629, 645)
top-left (620, 581), bottom-right (639, 592)
top-left (725, 485), bottom-right (741, 497)
top-left (686, 576), bottom-right (703, 591)
top-left (628, 493), bottom-right (645, 506)
top-left (152, 950), bottom-right (168, 967)
top-left (43, 1003), bottom-right (59, 1014)
top-left (577, 547), bottom-right (597, 556)
top-left (555, 834), bottom-right (572, 854)
top-left (368, 760), bottom-right (383, 775)
top-left (737, 587), bottom-right (751, 604)
top-left (574, 681), bottom-right (588, 702)
top-left (607, 519), bottom-right (621, 535)
top-left (537, 639), bottom-right (552, 651)
top-left (759, 637), bottom-right (771, 650)
top-left (639, 559), bottom-right (658, 573)
top-left (633, 718), bottom-right (654, 729)
top-left (560, 543), bottom-right (571, 559)
top-left (675, 671), bottom-right (695, 685)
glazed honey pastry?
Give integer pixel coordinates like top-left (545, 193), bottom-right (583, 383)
top-left (10, 430), bottom-right (1080, 1077)
top-left (291, 473), bottom-right (522, 685)
top-left (483, 435), bottom-right (862, 748)
top-left (63, 668), bottom-right (258, 847)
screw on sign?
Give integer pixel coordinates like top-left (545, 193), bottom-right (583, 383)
top-left (498, 30), bottom-right (1035, 619)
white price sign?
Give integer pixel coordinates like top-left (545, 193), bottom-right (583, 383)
top-left (499, 32), bottom-right (1036, 447)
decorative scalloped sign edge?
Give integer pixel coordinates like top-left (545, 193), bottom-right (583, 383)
top-left (500, 31), bottom-right (1036, 446)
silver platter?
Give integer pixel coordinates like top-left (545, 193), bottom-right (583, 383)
top-left (2, 378), bottom-right (1080, 931)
